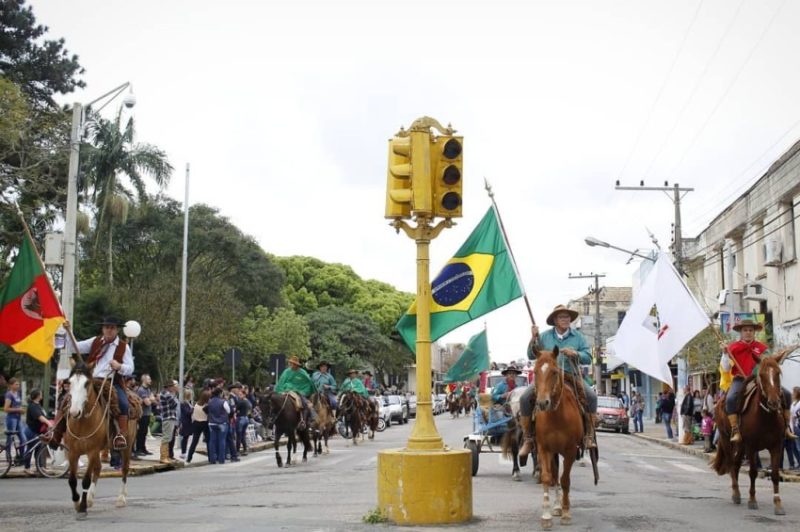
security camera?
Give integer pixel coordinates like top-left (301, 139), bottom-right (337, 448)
top-left (123, 93), bottom-right (137, 109)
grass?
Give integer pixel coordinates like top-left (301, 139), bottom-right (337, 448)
top-left (362, 507), bottom-right (389, 524)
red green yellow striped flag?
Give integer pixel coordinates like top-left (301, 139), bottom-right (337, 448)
top-left (0, 234), bottom-right (65, 363)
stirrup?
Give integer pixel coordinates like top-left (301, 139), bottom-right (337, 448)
top-left (112, 434), bottom-right (127, 450)
top-left (583, 434), bottom-right (596, 449)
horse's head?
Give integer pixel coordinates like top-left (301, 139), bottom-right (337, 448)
top-left (68, 363), bottom-right (93, 417)
top-left (258, 390), bottom-right (276, 421)
top-left (533, 347), bottom-right (562, 411)
top-left (757, 355), bottom-right (783, 412)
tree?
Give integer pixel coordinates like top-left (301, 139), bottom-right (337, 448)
top-left (239, 306), bottom-right (311, 386)
top-left (81, 112), bottom-right (173, 285)
top-left (0, 0), bottom-right (86, 107)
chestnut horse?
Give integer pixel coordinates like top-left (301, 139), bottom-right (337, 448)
top-left (534, 348), bottom-right (598, 529)
top-left (712, 353), bottom-right (790, 515)
top-left (259, 390), bottom-right (310, 467)
top-left (310, 392), bottom-right (335, 455)
top-left (337, 392), bottom-right (364, 445)
top-left (64, 364), bottom-right (139, 518)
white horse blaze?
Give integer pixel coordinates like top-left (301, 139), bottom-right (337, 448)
top-left (69, 374), bottom-right (89, 416)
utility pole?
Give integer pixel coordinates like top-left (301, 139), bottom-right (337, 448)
top-left (615, 181), bottom-right (694, 439)
top-left (568, 272), bottom-right (606, 394)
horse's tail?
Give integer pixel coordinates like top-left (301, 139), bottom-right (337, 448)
top-left (711, 404), bottom-right (733, 475)
top-left (500, 420), bottom-right (518, 460)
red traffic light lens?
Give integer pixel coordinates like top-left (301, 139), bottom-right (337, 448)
top-left (442, 138), bottom-right (462, 159)
top-left (441, 192), bottom-right (461, 211)
top-left (443, 165), bottom-right (460, 185)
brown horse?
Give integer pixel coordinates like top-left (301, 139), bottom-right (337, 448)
top-left (362, 395), bottom-right (379, 440)
top-left (259, 390), bottom-right (311, 467)
top-left (447, 393), bottom-right (461, 418)
top-left (461, 393), bottom-right (474, 415)
top-left (337, 392), bottom-right (364, 445)
top-left (712, 353), bottom-right (790, 515)
top-left (64, 364), bottom-right (139, 518)
top-left (533, 348), bottom-right (597, 529)
top-left (310, 393), bottom-right (336, 455)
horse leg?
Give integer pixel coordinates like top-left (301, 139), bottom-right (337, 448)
top-left (730, 448), bottom-right (742, 505)
top-left (539, 450), bottom-right (553, 530)
top-left (747, 449), bottom-right (759, 510)
top-left (274, 428), bottom-right (283, 468)
top-left (551, 455), bottom-right (562, 517)
top-left (77, 456), bottom-right (94, 518)
top-left (769, 446), bottom-right (785, 515)
top-left (560, 452), bottom-right (576, 525)
top-left (87, 452), bottom-right (101, 508)
top-left (511, 440), bottom-right (521, 482)
top-left (68, 459), bottom-right (80, 512)
top-left (286, 432), bottom-right (294, 467)
top-left (116, 448), bottom-right (130, 508)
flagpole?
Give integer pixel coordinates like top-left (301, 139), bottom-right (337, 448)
top-left (484, 178), bottom-right (536, 325)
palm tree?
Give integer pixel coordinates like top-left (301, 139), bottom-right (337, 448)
top-left (81, 110), bottom-right (173, 285)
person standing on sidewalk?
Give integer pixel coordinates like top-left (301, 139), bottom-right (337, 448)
top-left (134, 374), bottom-right (156, 457)
top-left (159, 379), bottom-right (179, 464)
top-left (178, 389), bottom-right (194, 460)
top-left (630, 391), bottom-right (644, 433)
top-left (207, 387), bottom-right (230, 464)
top-left (680, 385), bottom-right (694, 444)
top-left (186, 389), bottom-right (210, 464)
top-left (661, 388), bottom-right (676, 440)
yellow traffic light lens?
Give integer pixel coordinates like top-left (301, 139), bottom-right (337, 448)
top-left (442, 138), bottom-right (462, 159)
top-left (441, 192), bottom-right (461, 211)
top-left (443, 165), bottom-right (460, 185)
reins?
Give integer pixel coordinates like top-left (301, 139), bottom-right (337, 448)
top-left (66, 371), bottom-right (115, 442)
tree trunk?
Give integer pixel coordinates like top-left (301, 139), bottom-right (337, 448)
top-left (107, 225), bottom-right (114, 286)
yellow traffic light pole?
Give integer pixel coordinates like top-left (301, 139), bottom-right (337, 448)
top-left (378, 118), bottom-right (472, 525)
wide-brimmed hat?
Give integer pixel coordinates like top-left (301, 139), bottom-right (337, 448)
top-left (502, 364), bottom-right (522, 376)
top-left (316, 360), bottom-right (331, 369)
top-left (363, 370), bottom-right (373, 376)
top-left (546, 305), bottom-right (579, 326)
top-left (288, 355), bottom-right (301, 366)
top-left (733, 319), bottom-right (763, 332)
top-left (98, 316), bottom-right (122, 327)
top-left (164, 379), bottom-right (178, 388)
top-left (347, 368), bottom-right (359, 375)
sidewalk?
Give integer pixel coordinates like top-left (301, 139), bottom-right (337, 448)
top-left (4, 432), bottom-right (273, 479)
top-left (630, 418), bottom-right (800, 483)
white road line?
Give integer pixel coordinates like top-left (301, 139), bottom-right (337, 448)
top-left (628, 457), bottom-right (665, 472)
top-left (666, 460), bottom-right (705, 473)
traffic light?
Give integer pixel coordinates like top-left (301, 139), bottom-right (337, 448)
top-left (431, 135), bottom-right (463, 218)
top-left (385, 136), bottom-right (412, 219)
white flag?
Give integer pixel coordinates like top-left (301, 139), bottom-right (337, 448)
top-left (614, 252), bottom-right (710, 386)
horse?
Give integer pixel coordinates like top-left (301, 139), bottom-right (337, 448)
top-left (362, 394), bottom-right (379, 440)
top-left (533, 347), bottom-right (598, 529)
top-left (338, 391), bottom-right (364, 445)
top-left (501, 387), bottom-right (540, 482)
top-left (461, 393), bottom-right (474, 415)
top-left (447, 393), bottom-right (461, 418)
top-left (711, 353), bottom-right (790, 515)
top-left (64, 364), bottom-right (139, 518)
top-left (259, 390), bottom-right (311, 467)
top-left (310, 392), bottom-right (336, 455)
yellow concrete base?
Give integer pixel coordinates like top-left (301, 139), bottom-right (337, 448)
top-left (377, 448), bottom-right (472, 525)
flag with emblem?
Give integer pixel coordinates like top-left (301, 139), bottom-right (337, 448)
top-left (443, 328), bottom-right (490, 383)
top-left (0, 233), bottom-right (65, 363)
top-left (396, 207), bottom-right (523, 352)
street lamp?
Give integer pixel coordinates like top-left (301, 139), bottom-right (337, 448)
top-left (61, 83), bottom-right (134, 358)
top-left (123, 320), bottom-right (141, 356)
top-left (584, 236), bottom-right (655, 262)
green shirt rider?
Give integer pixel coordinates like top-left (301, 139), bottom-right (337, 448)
top-left (275, 355), bottom-right (318, 427)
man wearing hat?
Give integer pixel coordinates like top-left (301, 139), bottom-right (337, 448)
top-left (159, 379), bottom-right (180, 464)
top-left (518, 305), bottom-right (597, 454)
top-left (312, 361), bottom-right (338, 412)
top-left (722, 319), bottom-right (795, 442)
top-left (492, 364), bottom-right (522, 405)
top-left (49, 317), bottom-right (135, 451)
top-left (275, 355), bottom-right (318, 428)
top-left (362, 370), bottom-right (378, 394)
top-left (340, 369), bottom-right (369, 398)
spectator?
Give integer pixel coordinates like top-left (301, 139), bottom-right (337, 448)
top-left (4, 378), bottom-right (26, 453)
top-left (134, 374), bottom-right (156, 458)
top-left (186, 389), bottom-right (210, 464)
top-left (692, 389), bottom-right (703, 426)
top-left (661, 388), bottom-right (676, 440)
top-left (680, 385), bottom-right (694, 444)
top-left (56, 380), bottom-right (71, 412)
top-left (655, 392), bottom-right (663, 424)
top-left (225, 385), bottom-right (240, 462)
top-left (159, 379), bottom-right (180, 464)
top-left (207, 387), bottom-right (230, 464)
top-left (630, 392), bottom-right (644, 433)
top-left (701, 408), bottom-right (714, 453)
top-left (620, 391), bottom-right (629, 410)
top-left (702, 387), bottom-right (715, 417)
top-left (178, 389), bottom-right (194, 460)
top-left (23, 389), bottom-right (50, 476)
top-left (788, 387), bottom-right (800, 471)
top-left (234, 385), bottom-right (252, 456)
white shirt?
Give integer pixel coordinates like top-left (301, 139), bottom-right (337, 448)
top-left (76, 336), bottom-right (134, 379)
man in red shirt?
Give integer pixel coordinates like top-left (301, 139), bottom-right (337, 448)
top-left (723, 319), bottom-right (795, 442)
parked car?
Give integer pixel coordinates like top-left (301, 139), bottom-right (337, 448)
top-left (377, 399), bottom-right (391, 431)
top-left (408, 395), bottom-right (417, 418)
top-left (596, 395), bottom-right (630, 434)
top-left (383, 395), bottom-right (409, 424)
top-left (435, 394), bottom-right (447, 415)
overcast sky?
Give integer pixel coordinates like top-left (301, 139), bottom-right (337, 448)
top-left (32, 0), bottom-right (800, 362)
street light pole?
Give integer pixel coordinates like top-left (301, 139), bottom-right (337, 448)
top-left (569, 272), bottom-right (606, 394)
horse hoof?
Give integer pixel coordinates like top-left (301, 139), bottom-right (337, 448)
top-left (748, 501), bottom-right (758, 510)
top-left (560, 515), bottom-right (571, 525)
top-left (76, 512), bottom-right (88, 521)
top-left (512, 473), bottom-right (521, 482)
top-left (302, 457), bottom-right (308, 463)
top-left (541, 518), bottom-right (553, 530)
top-left (732, 495), bottom-right (741, 505)
top-left (115, 497), bottom-right (127, 508)
top-left (552, 508), bottom-right (562, 517)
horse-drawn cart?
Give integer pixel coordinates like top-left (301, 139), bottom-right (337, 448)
top-left (463, 404), bottom-right (514, 476)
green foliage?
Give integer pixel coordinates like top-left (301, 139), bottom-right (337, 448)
top-left (239, 306), bottom-right (311, 386)
top-left (684, 327), bottom-right (725, 379)
top-left (362, 507), bottom-right (389, 524)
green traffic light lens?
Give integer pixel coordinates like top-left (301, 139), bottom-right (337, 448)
top-left (442, 138), bottom-right (462, 159)
top-left (441, 192), bottom-right (461, 211)
top-left (443, 165), bottom-right (460, 185)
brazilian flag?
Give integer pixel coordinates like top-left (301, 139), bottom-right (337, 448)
top-left (443, 329), bottom-right (490, 383)
top-left (396, 207), bottom-right (523, 352)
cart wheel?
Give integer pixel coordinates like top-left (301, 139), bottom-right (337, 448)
top-left (466, 441), bottom-right (479, 476)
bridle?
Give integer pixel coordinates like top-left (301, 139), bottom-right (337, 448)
top-left (756, 363), bottom-right (782, 413)
top-left (66, 371), bottom-right (114, 441)
top-left (537, 354), bottom-right (565, 412)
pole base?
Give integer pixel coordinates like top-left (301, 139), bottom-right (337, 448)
top-left (377, 448), bottom-right (472, 524)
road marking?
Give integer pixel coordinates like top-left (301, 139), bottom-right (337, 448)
top-left (666, 460), bottom-right (705, 473)
top-left (627, 457), bottom-right (664, 472)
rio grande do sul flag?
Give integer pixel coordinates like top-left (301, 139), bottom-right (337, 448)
top-left (0, 234), bottom-right (65, 363)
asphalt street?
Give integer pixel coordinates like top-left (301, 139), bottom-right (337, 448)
top-left (1, 414), bottom-right (799, 531)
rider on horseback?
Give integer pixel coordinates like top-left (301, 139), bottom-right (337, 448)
top-left (491, 365), bottom-right (521, 407)
top-left (275, 355), bottom-right (318, 430)
top-left (312, 360), bottom-right (338, 414)
top-left (519, 305), bottom-right (598, 455)
top-left (340, 369), bottom-right (369, 398)
top-left (48, 317), bottom-right (134, 450)
top-left (722, 319), bottom-right (796, 443)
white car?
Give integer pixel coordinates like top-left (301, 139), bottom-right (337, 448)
top-left (383, 395), bottom-right (409, 425)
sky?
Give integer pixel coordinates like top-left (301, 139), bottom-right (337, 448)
top-left (30, 0), bottom-right (800, 363)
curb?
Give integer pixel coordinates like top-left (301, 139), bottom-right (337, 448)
top-left (631, 432), bottom-right (800, 483)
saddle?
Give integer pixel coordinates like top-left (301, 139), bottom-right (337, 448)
top-left (738, 377), bottom-right (758, 414)
top-left (286, 391), bottom-right (304, 413)
top-left (562, 373), bottom-right (587, 416)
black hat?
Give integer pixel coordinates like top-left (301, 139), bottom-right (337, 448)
top-left (228, 382), bottom-right (243, 391)
top-left (363, 370), bottom-right (373, 376)
top-left (502, 364), bottom-right (522, 376)
top-left (98, 316), bottom-right (123, 327)
top-left (316, 360), bottom-right (331, 369)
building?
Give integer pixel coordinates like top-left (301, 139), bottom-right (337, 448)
top-left (683, 138), bottom-right (800, 390)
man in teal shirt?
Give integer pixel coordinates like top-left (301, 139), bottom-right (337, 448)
top-left (312, 361), bottom-right (338, 411)
top-left (275, 355), bottom-right (318, 427)
top-left (519, 305), bottom-right (598, 455)
top-left (340, 369), bottom-right (369, 398)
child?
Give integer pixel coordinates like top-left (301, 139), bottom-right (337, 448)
top-left (701, 408), bottom-right (714, 453)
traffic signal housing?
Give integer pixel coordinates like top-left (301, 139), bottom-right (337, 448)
top-left (431, 135), bottom-right (463, 218)
top-left (385, 136), bottom-right (412, 219)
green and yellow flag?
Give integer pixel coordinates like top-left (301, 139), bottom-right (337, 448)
top-left (397, 207), bottom-right (522, 352)
top-left (443, 329), bottom-right (490, 383)
top-left (0, 234), bottom-right (65, 363)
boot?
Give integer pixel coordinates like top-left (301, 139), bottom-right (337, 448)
top-left (519, 416), bottom-right (535, 456)
top-left (113, 415), bottom-right (128, 450)
top-left (784, 409), bottom-right (797, 440)
top-left (583, 413), bottom-right (597, 449)
top-left (728, 414), bottom-right (741, 443)
top-left (160, 442), bottom-right (172, 464)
